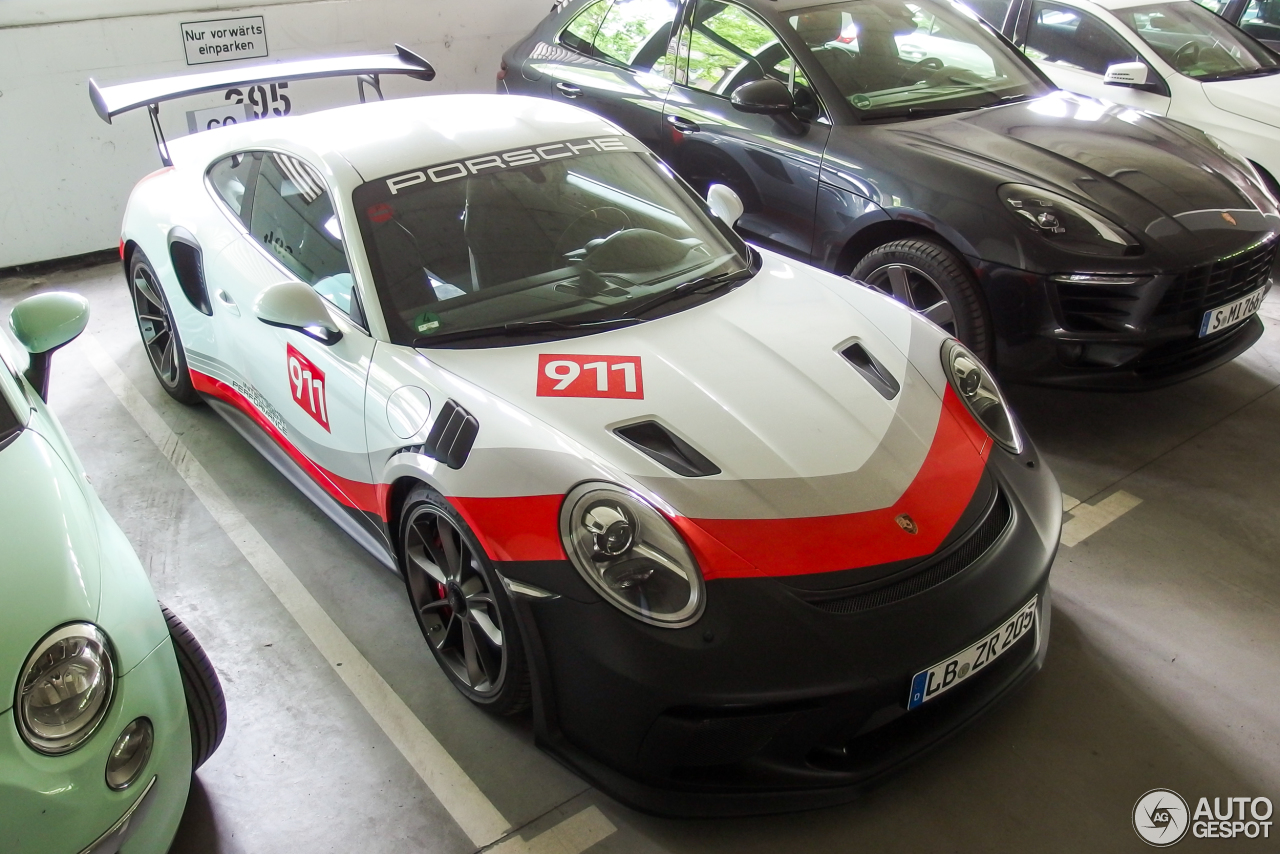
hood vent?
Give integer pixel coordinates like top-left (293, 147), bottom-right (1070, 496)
top-left (615, 421), bottom-right (720, 477)
top-left (840, 342), bottom-right (900, 400)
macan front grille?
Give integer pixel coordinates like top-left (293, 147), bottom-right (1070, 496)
top-left (1155, 238), bottom-right (1277, 320)
top-left (811, 491), bottom-right (1012, 616)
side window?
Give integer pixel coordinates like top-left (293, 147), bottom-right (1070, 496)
top-left (967, 0), bottom-right (1016, 29)
top-left (1241, 0), bottom-right (1280, 39)
top-left (591, 0), bottom-right (679, 72)
top-left (208, 152), bottom-right (256, 220)
top-left (559, 0), bottom-right (611, 55)
top-left (246, 153), bottom-right (356, 316)
top-left (1024, 2), bottom-right (1140, 74)
top-left (683, 2), bottom-right (809, 97)
top-left (1191, 0), bottom-right (1229, 13)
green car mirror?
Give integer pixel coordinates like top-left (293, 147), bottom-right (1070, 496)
top-left (8, 292), bottom-right (90, 401)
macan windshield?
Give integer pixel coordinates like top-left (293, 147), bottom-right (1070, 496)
top-left (779, 0), bottom-right (1049, 119)
top-left (1116, 2), bottom-right (1279, 80)
top-left (353, 136), bottom-right (751, 347)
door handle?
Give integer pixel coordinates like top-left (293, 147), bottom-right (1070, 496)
top-left (555, 82), bottom-right (582, 98)
top-left (215, 289), bottom-right (240, 316)
top-left (665, 114), bottom-right (700, 134)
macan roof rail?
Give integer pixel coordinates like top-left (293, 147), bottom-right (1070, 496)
top-left (89, 44), bottom-right (435, 165)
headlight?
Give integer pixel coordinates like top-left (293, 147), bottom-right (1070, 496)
top-left (942, 339), bottom-right (1022, 454)
top-left (16, 623), bottom-right (115, 755)
top-left (560, 483), bottom-right (704, 627)
top-left (999, 184), bottom-right (1140, 257)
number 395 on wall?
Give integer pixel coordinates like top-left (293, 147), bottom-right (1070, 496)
top-left (537, 354), bottom-right (644, 400)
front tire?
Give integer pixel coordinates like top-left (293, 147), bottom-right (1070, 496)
top-left (848, 237), bottom-right (992, 363)
top-left (128, 250), bottom-right (202, 405)
top-left (163, 605), bottom-right (227, 771)
top-left (400, 485), bottom-right (531, 715)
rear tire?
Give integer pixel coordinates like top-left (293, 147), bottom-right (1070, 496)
top-left (848, 237), bottom-right (993, 363)
top-left (128, 250), bottom-right (202, 405)
top-left (163, 605), bottom-right (227, 770)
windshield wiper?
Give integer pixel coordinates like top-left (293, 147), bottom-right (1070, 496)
top-left (621, 267), bottom-right (755, 319)
top-left (414, 317), bottom-right (642, 346)
top-left (1202, 66), bottom-right (1280, 81)
top-left (860, 104), bottom-right (981, 121)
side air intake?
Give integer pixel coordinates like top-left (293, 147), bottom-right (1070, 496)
top-left (615, 421), bottom-right (720, 477)
top-left (840, 342), bottom-right (900, 400)
top-left (423, 400), bottom-right (478, 469)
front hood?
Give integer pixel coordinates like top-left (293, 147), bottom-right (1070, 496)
top-left (841, 92), bottom-right (1278, 262)
top-left (0, 429), bottom-right (102, 714)
top-left (425, 252), bottom-right (991, 577)
top-left (1202, 76), bottom-right (1280, 131)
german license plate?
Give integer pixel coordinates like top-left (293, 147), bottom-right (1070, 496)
top-left (1199, 286), bottom-right (1267, 337)
top-left (907, 596), bottom-right (1038, 710)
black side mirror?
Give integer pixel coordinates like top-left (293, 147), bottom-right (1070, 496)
top-left (731, 79), bottom-right (806, 134)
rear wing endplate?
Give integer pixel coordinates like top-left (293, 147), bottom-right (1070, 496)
top-left (89, 44), bottom-right (435, 164)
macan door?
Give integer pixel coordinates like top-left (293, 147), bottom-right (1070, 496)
top-left (658, 0), bottom-right (831, 260)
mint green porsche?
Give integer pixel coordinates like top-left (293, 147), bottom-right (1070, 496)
top-left (1, 292), bottom-right (225, 854)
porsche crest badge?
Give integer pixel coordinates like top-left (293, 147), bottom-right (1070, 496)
top-left (895, 513), bottom-right (919, 535)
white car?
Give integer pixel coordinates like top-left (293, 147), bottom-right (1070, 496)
top-left (91, 49), bottom-right (1061, 815)
top-left (978, 0), bottom-right (1280, 194)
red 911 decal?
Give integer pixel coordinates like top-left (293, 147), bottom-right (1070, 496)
top-left (537, 354), bottom-right (643, 399)
top-left (287, 344), bottom-right (330, 431)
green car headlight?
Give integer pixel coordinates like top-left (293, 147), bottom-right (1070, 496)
top-left (999, 183), bottom-right (1140, 257)
top-left (16, 623), bottom-right (115, 755)
top-left (942, 339), bottom-right (1022, 455)
top-left (561, 483), bottom-right (704, 628)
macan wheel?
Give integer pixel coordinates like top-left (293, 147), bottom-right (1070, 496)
top-left (848, 236), bottom-right (993, 363)
top-left (162, 605), bottom-right (227, 770)
top-left (400, 485), bottom-right (530, 715)
top-left (128, 250), bottom-right (202, 405)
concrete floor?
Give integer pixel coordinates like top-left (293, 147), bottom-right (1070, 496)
top-left (2, 259), bottom-right (1278, 853)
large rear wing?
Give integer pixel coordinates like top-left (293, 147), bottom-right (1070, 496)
top-left (89, 44), bottom-right (435, 164)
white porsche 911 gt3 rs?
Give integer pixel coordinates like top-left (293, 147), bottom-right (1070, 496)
top-left (92, 49), bottom-right (1062, 815)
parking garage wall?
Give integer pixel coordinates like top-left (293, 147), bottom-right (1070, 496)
top-left (0, 0), bottom-right (549, 268)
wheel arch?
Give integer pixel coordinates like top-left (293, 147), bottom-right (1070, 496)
top-left (835, 216), bottom-right (979, 277)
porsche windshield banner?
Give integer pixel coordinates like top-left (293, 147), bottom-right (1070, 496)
top-left (357, 134), bottom-right (649, 208)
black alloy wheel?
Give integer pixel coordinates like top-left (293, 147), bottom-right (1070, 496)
top-left (128, 251), bottom-right (202, 405)
top-left (400, 486), bottom-right (530, 715)
top-left (848, 237), bottom-right (993, 363)
top-left (162, 605), bottom-right (227, 770)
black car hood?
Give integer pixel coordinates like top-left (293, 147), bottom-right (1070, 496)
top-left (824, 92), bottom-right (1279, 268)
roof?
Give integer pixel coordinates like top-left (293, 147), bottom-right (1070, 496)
top-left (1055, 0), bottom-right (1191, 10)
top-left (165, 94), bottom-right (625, 186)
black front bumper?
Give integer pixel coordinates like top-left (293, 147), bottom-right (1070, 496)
top-left (981, 240), bottom-right (1275, 389)
top-left (500, 447), bottom-right (1061, 816)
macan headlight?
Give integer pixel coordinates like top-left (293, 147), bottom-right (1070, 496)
top-left (561, 483), bottom-right (704, 627)
top-left (999, 183), bottom-right (1140, 257)
top-left (942, 339), bottom-right (1022, 454)
top-left (16, 623), bottom-right (115, 755)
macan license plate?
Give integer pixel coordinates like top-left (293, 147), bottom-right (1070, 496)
top-left (907, 596), bottom-right (1038, 711)
top-left (1200, 286), bottom-right (1268, 338)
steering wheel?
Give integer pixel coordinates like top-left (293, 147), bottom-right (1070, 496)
top-left (554, 206), bottom-right (632, 257)
top-left (897, 56), bottom-right (944, 87)
top-left (1173, 40), bottom-right (1201, 70)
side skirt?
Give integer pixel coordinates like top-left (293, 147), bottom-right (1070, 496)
top-left (205, 396), bottom-right (399, 573)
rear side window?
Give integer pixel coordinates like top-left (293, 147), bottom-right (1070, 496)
top-left (560, 0), bottom-right (611, 54)
top-left (592, 0), bottom-right (679, 70)
top-left (208, 152), bottom-right (255, 219)
top-left (1024, 2), bottom-right (1140, 74)
top-left (967, 0), bottom-right (1016, 29)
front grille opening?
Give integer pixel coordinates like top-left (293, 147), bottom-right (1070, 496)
top-left (1156, 238), bottom-right (1277, 321)
top-left (811, 491), bottom-right (1012, 615)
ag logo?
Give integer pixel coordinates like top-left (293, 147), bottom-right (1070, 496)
top-left (1134, 789), bottom-right (1190, 846)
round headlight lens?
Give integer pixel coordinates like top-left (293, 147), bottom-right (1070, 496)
top-left (106, 718), bottom-right (154, 790)
top-left (561, 483), bottom-right (704, 627)
top-left (16, 623), bottom-right (115, 755)
top-left (942, 339), bottom-right (1022, 454)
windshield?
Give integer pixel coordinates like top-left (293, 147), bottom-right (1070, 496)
top-left (353, 137), bottom-right (750, 346)
top-left (1117, 2), bottom-right (1280, 80)
top-left (780, 0), bottom-right (1048, 118)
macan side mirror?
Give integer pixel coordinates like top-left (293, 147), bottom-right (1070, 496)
top-left (1104, 61), bottom-right (1149, 87)
top-left (254, 281), bottom-right (343, 345)
top-left (707, 183), bottom-right (744, 227)
top-left (731, 79), bottom-right (806, 134)
top-left (8, 292), bottom-right (90, 401)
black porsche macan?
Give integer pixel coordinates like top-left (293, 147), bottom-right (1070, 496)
top-left (502, 0), bottom-right (1279, 387)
